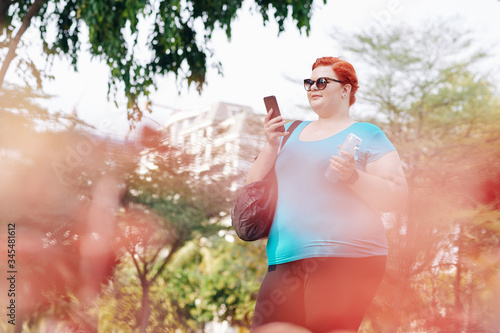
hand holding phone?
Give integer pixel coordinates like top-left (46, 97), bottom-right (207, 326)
top-left (263, 95), bottom-right (286, 133)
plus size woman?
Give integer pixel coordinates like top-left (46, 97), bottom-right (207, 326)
top-left (247, 57), bottom-right (407, 333)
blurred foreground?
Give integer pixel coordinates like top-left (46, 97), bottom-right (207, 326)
top-left (0, 115), bottom-right (150, 331)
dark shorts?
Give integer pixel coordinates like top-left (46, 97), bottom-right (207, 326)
top-left (251, 256), bottom-right (387, 333)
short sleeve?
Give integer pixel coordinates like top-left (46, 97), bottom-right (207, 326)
top-left (354, 123), bottom-right (396, 166)
top-left (365, 129), bottom-right (396, 163)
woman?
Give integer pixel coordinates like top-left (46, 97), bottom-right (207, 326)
top-left (248, 57), bottom-right (407, 332)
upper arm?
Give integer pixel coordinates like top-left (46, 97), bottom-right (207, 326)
top-left (365, 151), bottom-right (407, 187)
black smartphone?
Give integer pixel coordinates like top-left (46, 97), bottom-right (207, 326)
top-left (263, 95), bottom-right (285, 132)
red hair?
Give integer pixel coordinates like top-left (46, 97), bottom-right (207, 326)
top-left (312, 57), bottom-right (359, 106)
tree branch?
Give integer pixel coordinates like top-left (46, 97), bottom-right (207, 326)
top-left (147, 238), bottom-right (171, 269)
top-left (129, 248), bottom-right (146, 281)
top-left (149, 238), bottom-right (183, 285)
top-left (0, 0), bottom-right (46, 88)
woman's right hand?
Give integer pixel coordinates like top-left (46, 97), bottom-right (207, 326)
top-left (264, 109), bottom-right (288, 147)
top-left (246, 110), bottom-right (288, 184)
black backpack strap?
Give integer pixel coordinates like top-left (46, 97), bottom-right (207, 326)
top-left (280, 120), bottom-right (302, 149)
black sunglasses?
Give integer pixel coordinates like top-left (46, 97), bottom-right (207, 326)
top-left (303, 77), bottom-right (343, 91)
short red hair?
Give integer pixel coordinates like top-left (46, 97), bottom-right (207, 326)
top-left (312, 57), bottom-right (359, 106)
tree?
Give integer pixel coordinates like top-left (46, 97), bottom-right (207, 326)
top-left (334, 19), bottom-right (500, 332)
top-left (114, 201), bottom-right (206, 333)
top-left (1, 0), bottom-right (325, 124)
top-left (161, 235), bottom-right (268, 330)
top-left (95, 234), bottom-right (268, 332)
top-left (93, 126), bottom-right (248, 332)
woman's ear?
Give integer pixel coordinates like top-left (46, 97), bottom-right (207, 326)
top-left (343, 84), bottom-right (352, 95)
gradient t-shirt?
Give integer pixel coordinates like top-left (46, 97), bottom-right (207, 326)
top-left (266, 121), bottom-right (395, 265)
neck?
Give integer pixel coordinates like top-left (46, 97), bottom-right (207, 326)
top-left (316, 105), bottom-right (352, 126)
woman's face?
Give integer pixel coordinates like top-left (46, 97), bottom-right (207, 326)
top-left (307, 66), bottom-right (345, 114)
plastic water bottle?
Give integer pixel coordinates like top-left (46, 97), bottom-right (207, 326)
top-left (325, 133), bottom-right (362, 183)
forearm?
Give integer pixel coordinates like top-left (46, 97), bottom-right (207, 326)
top-left (246, 142), bottom-right (280, 184)
top-left (348, 170), bottom-right (408, 212)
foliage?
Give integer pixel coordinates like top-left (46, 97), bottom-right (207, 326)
top-left (0, 83), bottom-right (94, 138)
top-left (1, 0), bottom-right (324, 125)
top-left (163, 236), bottom-right (267, 330)
top-left (92, 129), bottom-right (249, 331)
top-left (95, 236), bottom-right (267, 331)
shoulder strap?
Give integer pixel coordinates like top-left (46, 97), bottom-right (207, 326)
top-left (280, 120), bottom-right (302, 149)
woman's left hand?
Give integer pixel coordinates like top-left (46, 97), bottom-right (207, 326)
top-left (330, 151), bottom-right (356, 182)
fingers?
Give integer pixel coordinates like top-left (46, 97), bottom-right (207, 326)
top-left (330, 152), bottom-right (356, 181)
top-left (264, 109), bottom-right (273, 122)
top-left (339, 151), bottom-right (355, 162)
top-left (266, 127), bottom-right (289, 145)
top-left (267, 120), bottom-right (286, 133)
top-left (265, 109), bottom-right (285, 126)
top-left (264, 109), bottom-right (287, 140)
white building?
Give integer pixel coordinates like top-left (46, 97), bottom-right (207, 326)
top-left (161, 102), bottom-right (265, 185)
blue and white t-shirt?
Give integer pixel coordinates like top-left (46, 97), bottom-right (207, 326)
top-left (266, 121), bottom-right (396, 265)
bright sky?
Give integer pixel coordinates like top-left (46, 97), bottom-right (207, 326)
top-left (32, 0), bottom-right (500, 139)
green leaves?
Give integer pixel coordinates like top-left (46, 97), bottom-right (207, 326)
top-left (162, 237), bottom-right (267, 329)
top-left (255, 0), bottom-right (316, 34)
top-left (2, 0), bottom-right (323, 125)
